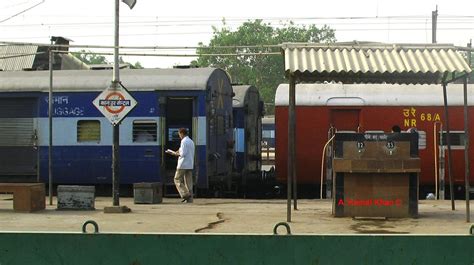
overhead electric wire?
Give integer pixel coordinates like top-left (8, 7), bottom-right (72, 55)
top-left (0, 0), bottom-right (45, 23)
top-left (2, 14), bottom-right (474, 28)
top-left (0, 41), bottom-right (281, 50)
top-left (57, 50), bottom-right (281, 57)
top-left (0, 51), bottom-right (45, 59)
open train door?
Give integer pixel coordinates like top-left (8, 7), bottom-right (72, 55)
top-left (0, 98), bottom-right (38, 182)
top-left (161, 97), bottom-right (194, 195)
top-left (325, 109), bottom-right (361, 198)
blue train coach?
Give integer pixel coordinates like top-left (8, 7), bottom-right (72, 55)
top-left (261, 116), bottom-right (275, 148)
top-left (0, 68), bottom-right (234, 190)
top-left (232, 85), bottom-right (263, 185)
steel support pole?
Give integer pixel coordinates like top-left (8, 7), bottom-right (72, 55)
top-left (463, 78), bottom-right (470, 222)
top-left (291, 82), bottom-right (297, 211)
top-left (112, 0), bottom-right (121, 207)
top-left (287, 75), bottom-right (295, 222)
top-left (431, 6), bottom-right (438, 44)
top-left (442, 83), bottom-right (455, 210)
top-left (112, 124), bottom-right (120, 206)
top-left (48, 49), bottom-right (53, 206)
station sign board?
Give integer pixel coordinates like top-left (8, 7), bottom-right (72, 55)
top-left (93, 84), bottom-right (137, 125)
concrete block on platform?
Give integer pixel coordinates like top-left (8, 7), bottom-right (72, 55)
top-left (57, 185), bottom-right (95, 210)
top-left (133, 182), bottom-right (162, 204)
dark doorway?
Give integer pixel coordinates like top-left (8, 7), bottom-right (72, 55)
top-left (0, 98), bottom-right (38, 181)
top-left (164, 98), bottom-right (194, 173)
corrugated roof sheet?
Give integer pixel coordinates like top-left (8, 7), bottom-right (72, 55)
top-left (0, 45), bottom-right (38, 71)
top-left (282, 42), bottom-right (472, 84)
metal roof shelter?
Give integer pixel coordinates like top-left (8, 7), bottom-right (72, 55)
top-left (0, 45), bottom-right (89, 71)
top-left (283, 42), bottom-right (471, 84)
top-left (281, 41), bottom-right (472, 222)
top-left (0, 45), bottom-right (38, 71)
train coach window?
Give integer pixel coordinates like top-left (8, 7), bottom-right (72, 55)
top-left (262, 129), bottom-right (275, 138)
top-left (77, 120), bottom-right (101, 143)
top-left (133, 120), bottom-right (157, 142)
top-left (441, 131), bottom-right (466, 148)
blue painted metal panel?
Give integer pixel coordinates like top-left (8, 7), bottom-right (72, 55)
top-left (262, 123), bottom-right (275, 147)
top-left (0, 97), bottom-right (38, 118)
top-left (234, 128), bottom-right (245, 153)
top-left (39, 146), bottom-right (161, 184)
top-left (39, 93), bottom-right (100, 118)
top-left (235, 152), bottom-right (244, 173)
top-left (232, 109), bottom-right (245, 128)
top-left (195, 145), bottom-right (207, 188)
top-left (37, 91), bottom-right (159, 118)
top-left (197, 94), bottom-right (207, 116)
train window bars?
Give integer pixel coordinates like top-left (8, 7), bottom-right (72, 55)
top-left (417, 130), bottom-right (427, 150)
top-left (133, 120), bottom-right (157, 142)
top-left (440, 131), bottom-right (466, 149)
top-left (77, 120), bottom-right (101, 143)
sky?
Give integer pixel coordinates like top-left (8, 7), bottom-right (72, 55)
top-left (1, 0), bottom-right (474, 68)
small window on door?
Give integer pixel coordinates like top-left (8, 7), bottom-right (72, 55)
top-left (77, 120), bottom-right (100, 143)
top-left (133, 120), bottom-right (157, 142)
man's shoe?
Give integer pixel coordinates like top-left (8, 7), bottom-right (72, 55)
top-left (181, 198), bottom-right (187, 203)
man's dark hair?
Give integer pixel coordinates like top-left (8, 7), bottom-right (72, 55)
top-left (392, 125), bottom-right (401, 133)
top-left (178, 128), bottom-right (188, 136)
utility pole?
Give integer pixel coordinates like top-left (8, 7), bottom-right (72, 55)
top-left (102, 0), bottom-right (137, 214)
top-left (432, 6), bottom-right (438, 43)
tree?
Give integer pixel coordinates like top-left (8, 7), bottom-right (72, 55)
top-left (73, 50), bottom-right (144, 69)
top-left (74, 49), bottom-right (108, 65)
top-left (194, 20), bottom-right (336, 114)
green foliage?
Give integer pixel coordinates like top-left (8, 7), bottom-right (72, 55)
top-left (132, 61), bottom-right (144, 69)
top-left (194, 20), bottom-right (336, 114)
top-left (73, 49), bottom-right (109, 64)
top-left (73, 50), bottom-right (144, 69)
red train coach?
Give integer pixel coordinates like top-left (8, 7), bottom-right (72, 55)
top-left (275, 83), bottom-right (474, 196)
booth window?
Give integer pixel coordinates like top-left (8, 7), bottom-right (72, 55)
top-left (133, 120), bottom-right (157, 142)
top-left (77, 120), bottom-right (101, 142)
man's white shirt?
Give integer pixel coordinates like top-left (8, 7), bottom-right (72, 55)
top-left (177, 136), bottom-right (195, 169)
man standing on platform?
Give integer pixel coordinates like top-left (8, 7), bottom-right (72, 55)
top-left (167, 128), bottom-right (195, 203)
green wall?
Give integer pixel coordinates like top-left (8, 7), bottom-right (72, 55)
top-left (0, 232), bottom-right (473, 265)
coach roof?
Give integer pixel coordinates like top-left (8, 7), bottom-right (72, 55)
top-left (232, 85), bottom-right (258, 108)
top-left (275, 83), bottom-right (474, 107)
top-left (0, 68), bottom-right (225, 92)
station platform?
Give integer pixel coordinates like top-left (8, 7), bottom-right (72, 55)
top-left (0, 195), bottom-right (471, 234)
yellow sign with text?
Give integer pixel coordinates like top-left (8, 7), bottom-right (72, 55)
top-left (402, 107), bottom-right (441, 128)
